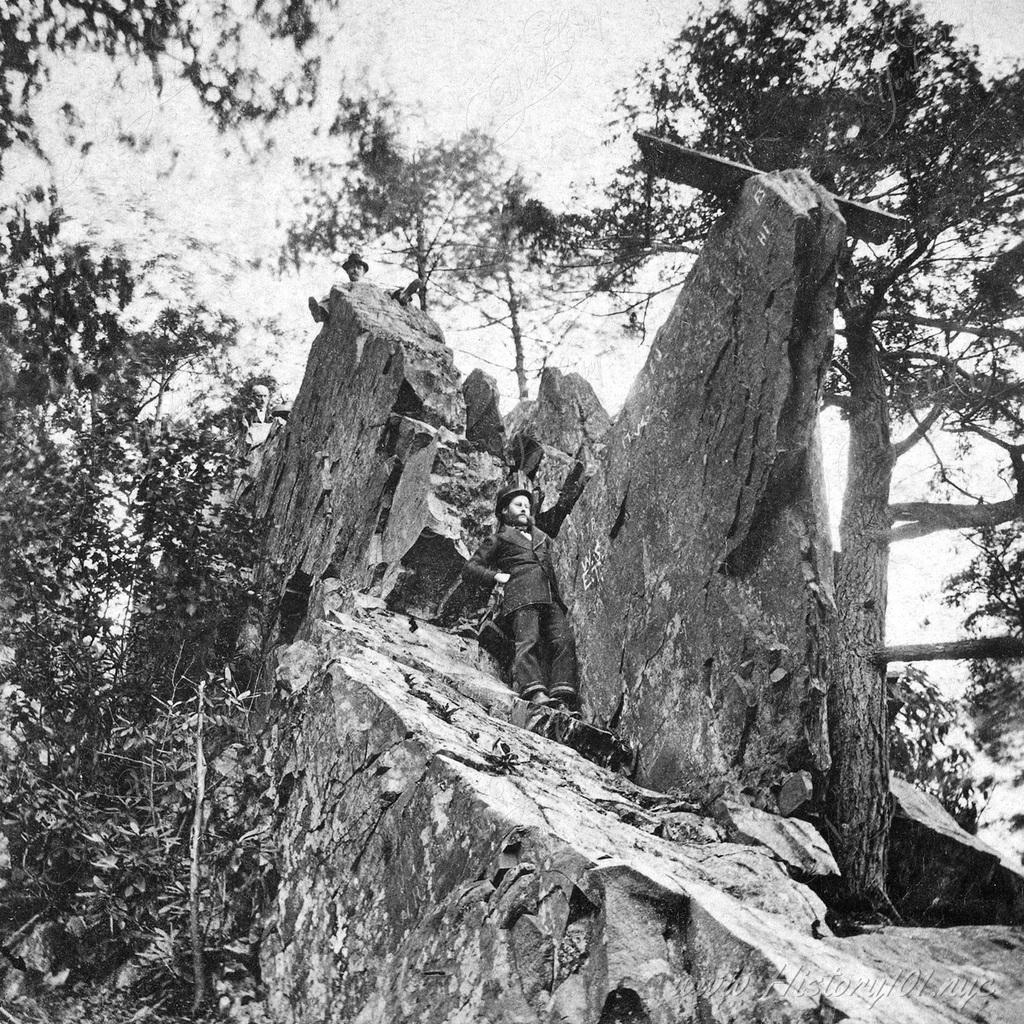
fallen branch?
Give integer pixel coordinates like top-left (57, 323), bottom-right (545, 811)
top-left (873, 636), bottom-right (1024, 664)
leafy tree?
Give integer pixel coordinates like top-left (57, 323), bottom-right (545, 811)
top-left (579, 0), bottom-right (1024, 909)
top-left (0, 192), bottom-right (271, 1004)
top-left (286, 98), bottom-right (589, 398)
top-left (889, 666), bottom-right (992, 833)
top-left (285, 98), bottom-right (506, 309)
top-left (1, 0), bottom-right (336, 164)
top-left (946, 527), bottom-right (1024, 834)
top-left (451, 174), bottom-right (590, 398)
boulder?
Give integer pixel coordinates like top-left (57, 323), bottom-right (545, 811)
top-left (713, 799), bottom-right (840, 882)
top-left (504, 368), bottom-right (609, 538)
top-left (556, 170), bottom-right (843, 794)
top-left (462, 369), bottom-right (506, 457)
top-left (366, 416), bottom-right (505, 622)
top-left (505, 366), bottom-right (611, 460)
top-left (260, 604), bottom-right (1024, 1024)
top-left (888, 776), bottom-right (1024, 925)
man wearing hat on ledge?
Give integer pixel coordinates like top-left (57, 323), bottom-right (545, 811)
top-left (307, 251), bottom-right (369, 323)
top-left (308, 251), bottom-right (424, 322)
top-left (462, 484), bottom-right (579, 712)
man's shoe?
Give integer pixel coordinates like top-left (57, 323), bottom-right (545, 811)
top-left (519, 682), bottom-right (550, 705)
top-left (548, 683), bottom-right (578, 707)
top-left (548, 698), bottom-right (581, 719)
top-left (308, 296), bottom-right (328, 323)
top-left (396, 277), bottom-right (423, 306)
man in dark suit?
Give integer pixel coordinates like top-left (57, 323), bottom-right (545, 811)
top-left (462, 484), bottom-right (578, 710)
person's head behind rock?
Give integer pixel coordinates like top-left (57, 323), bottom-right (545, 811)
top-left (343, 252), bottom-right (369, 281)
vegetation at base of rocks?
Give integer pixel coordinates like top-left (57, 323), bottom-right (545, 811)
top-left (1, 990), bottom-right (274, 1024)
top-left (0, 192), bottom-right (277, 1011)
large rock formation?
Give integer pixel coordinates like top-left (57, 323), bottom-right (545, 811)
top-left (556, 171), bottom-right (843, 795)
top-left (462, 368), bottom-right (506, 457)
top-left (888, 776), bottom-right (1024, 925)
top-left (506, 366), bottom-right (612, 460)
top-left (261, 600), bottom-right (1024, 1024)
top-left (237, 205), bottom-right (1024, 1023)
top-left (505, 368), bottom-right (611, 539)
top-left (245, 282), bottom-right (503, 632)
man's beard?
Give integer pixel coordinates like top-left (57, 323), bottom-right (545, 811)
top-left (502, 509), bottom-right (532, 529)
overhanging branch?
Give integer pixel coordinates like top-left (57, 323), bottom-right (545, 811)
top-left (887, 498), bottom-right (1022, 542)
top-left (873, 636), bottom-right (1024, 664)
top-left (891, 398), bottom-right (947, 459)
top-left (874, 313), bottom-right (1019, 339)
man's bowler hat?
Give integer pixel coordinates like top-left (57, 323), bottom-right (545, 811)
top-left (495, 484), bottom-right (533, 516)
top-left (343, 252), bottom-right (369, 273)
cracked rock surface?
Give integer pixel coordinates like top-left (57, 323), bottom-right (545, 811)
top-left (556, 171), bottom-right (842, 795)
top-left (261, 604), bottom-right (1024, 1024)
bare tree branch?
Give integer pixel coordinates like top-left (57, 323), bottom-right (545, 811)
top-left (891, 398), bottom-right (947, 459)
top-left (887, 498), bottom-right (1022, 542)
top-left (874, 312), bottom-right (1019, 338)
top-left (873, 636), bottom-right (1024, 664)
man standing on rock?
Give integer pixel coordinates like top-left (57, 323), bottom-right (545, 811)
top-left (463, 484), bottom-right (579, 712)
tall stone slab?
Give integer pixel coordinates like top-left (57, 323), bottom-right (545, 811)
top-left (556, 171), bottom-right (844, 795)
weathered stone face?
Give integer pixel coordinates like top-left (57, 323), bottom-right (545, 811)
top-left (506, 366), bottom-right (611, 460)
top-left (462, 368), bottom-right (506, 457)
top-left (370, 417), bottom-right (506, 621)
top-left (245, 284), bottom-right (504, 634)
top-left (261, 606), bottom-right (1024, 1024)
top-left (556, 171), bottom-right (844, 796)
top-left (888, 776), bottom-right (1024, 925)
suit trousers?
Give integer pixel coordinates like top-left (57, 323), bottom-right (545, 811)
top-left (510, 602), bottom-right (577, 698)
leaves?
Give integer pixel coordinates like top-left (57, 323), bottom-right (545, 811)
top-left (0, 196), bottom-right (271, 1007)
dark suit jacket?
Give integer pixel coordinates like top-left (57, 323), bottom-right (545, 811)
top-left (462, 524), bottom-right (564, 615)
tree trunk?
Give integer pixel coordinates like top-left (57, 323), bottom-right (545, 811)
top-left (826, 322), bottom-right (895, 911)
top-left (503, 264), bottom-right (528, 399)
top-left (190, 677), bottom-right (208, 1013)
top-left (415, 208), bottom-right (428, 312)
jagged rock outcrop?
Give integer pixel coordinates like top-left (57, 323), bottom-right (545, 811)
top-left (244, 283), bottom-right (502, 632)
top-left (260, 600), bottom-right (1024, 1023)
top-left (505, 367), bottom-right (611, 460)
top-left (711, 799), bottom-right (841, 884)
top-left (462, 369), bottom-right (506, 457)
top-left (504, 368), bottom-right (609, 538)
top-left (556, 171), bottom-right (842, 796)
top-left (888, 776), bottom-right (1024, 925)
top-left (240, 187), bottom-right (1024, 1024)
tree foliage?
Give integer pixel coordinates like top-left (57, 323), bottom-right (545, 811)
top-left (1, 0), bottom-right (336, 163)
top-left (285, 97), bottom-right (509, 303)
top-left (286, 96), bottom-right (588, 396)
top-left (946, 527), bottom-right (1024, 821)
top-left (889, 666), bottom-right (992, 833)
top-left (0, 192), bottom-right (272, 1006)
